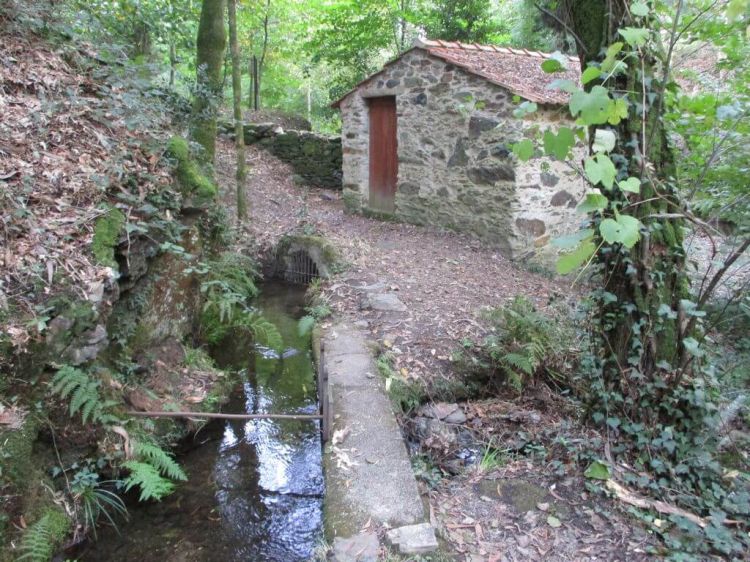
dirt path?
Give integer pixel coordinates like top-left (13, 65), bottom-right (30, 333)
top-left (216, 138), bottom-right (566, 386)
top-left (215, 139), bottom-right (656, 561)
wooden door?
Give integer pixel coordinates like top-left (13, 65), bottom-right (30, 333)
top-left (368, 96), bottom-right (398, 212)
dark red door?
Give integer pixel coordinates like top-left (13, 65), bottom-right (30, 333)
top-left (368, 96), bottom-right (398, 212)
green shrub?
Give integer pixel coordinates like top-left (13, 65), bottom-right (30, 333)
top-left (480, 296), bottom-right (577, 392)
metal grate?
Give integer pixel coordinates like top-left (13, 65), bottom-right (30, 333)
top-left (284, 250), bottom-right (320, 285)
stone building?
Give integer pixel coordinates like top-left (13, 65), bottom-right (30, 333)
top-left (333, 39), bottom-right (585, 259)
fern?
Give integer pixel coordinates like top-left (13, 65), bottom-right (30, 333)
top-left (479, 296), bottom-right (576, 392)
top-left (50, 366), bottom-right (116, 424)
top-left (247, 313), bottom-right (284, 352)
top-left (133, 441), bottom-right (187, 482)
top-left (17, 511), bottom-right (68, 561)
top-left (122, 461), bottom-right (175, 502)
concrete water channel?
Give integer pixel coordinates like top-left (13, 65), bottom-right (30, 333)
top-left (81, 281), bottom-right (436, 560)
top-left (81, 284), bottom-right (324, 561)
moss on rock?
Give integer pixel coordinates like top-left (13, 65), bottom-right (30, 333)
top-left (92, 207), bottom-right (126, 268)
top-left (167, 136), bottom-right (218, 204)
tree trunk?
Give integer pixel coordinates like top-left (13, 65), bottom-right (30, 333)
top-left (561, 0), bottom-right (690, 422)
top-left (169, 41), bottom-right (177, 87)
top-left (228, 0), bottom-right (248, 220)
top-left (252, 0), bottom-right (271, 110)
top-left (190, 0), bottom-right (227, 165)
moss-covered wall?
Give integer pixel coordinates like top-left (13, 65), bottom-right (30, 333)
top-left (220, 122), bottom-right (342, 189)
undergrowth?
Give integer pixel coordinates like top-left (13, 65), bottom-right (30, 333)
top-left (198, 252), bottom-right (283, 351)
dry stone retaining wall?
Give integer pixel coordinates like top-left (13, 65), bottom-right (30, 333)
top-left (338, 49), bottom-right (586, 259)
top-left (222, 122), bottom-right (342, 189)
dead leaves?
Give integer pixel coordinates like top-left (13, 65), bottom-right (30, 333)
top-left (0, 30), bottom-right (172, 343)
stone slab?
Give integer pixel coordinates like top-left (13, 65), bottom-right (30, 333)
top-left (386, 523), bottom-right (439, 555)
top-left (364, 293), bottom-right (408, 312)
top-left (331, 532), bottom-right (379, 562)
top-left (323, 323), bottom-right (425, 539)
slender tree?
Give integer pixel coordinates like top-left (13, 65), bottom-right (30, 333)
top-left (190, 0), bottom-right (227, 164)
top-left (557, 0), bottom-right (691, 422)
top-left (228, 0), bottom-right (248, 220)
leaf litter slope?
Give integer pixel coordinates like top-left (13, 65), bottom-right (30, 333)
top-left (0, 26), bottom-right (173, 349)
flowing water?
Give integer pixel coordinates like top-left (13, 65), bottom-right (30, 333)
top-left (81, 283), bottom-right (323, 562)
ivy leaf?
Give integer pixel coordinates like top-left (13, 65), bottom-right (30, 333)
top-left (547, 78), bottom-right (578, 93)
top-left (581, 66), bottom-right (601, 85)
top-left (608, 98), bottom-right (629, 124)
top-left (618, 177), bottom-right (641, 193)
top-left (619, 27), bottom-right (649, 47)
top-left (592, 129), bottom-right (616, 153)
top-left (631, 2), bottom-right (649, 17)
top-left (552, 228), bottom-right (594, 249)
top-left (584, 154), bottom-right (617, 189)
top-left (513, 101), bottom-right (538, 118)
top-left (577, 192), bottom-right (609, 213)
top-left (541, 51), bottom-right (569, 73)
top-left (599, 215), bottom-right (641, 248)
top-left (584, 460), bottom-right (611, 480)
top-left (570, 86), bottom-right (611, 125)
top-left (658, 304), bottom-right (678, 320)
top-left (512, 139), bottom-right (534, 161)
top-left (683, 337), bottom-right (704, 358)
top-left (543, 127), bottom-right (575, 160)
top-left (680, 299), bottom-right (706, 318)
top-left (557, 240), bottom-right (596, 274)
top-left (601, 42), bottom-right (624, 73)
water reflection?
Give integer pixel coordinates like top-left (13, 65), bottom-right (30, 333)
top-left (81, 284), bottom-right (323, 562)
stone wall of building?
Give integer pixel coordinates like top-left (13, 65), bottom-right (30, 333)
top-left (221, 122), bottom-right (343, 189)
top-left (338, 48), bottom-right (585, 259)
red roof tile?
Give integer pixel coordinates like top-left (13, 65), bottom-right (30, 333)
top-left (332, 39), bottom-right (581, 108)
top-left (419, 39), bottom-right (580, 105)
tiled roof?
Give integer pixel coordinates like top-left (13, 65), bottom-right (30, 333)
top-left (419, 39), bottom-right (580, 105)
top-left (332, 39), bottom-right (581, 108)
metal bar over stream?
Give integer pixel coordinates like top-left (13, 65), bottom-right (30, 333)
top-left (125, 344), bottom-right (332, 442)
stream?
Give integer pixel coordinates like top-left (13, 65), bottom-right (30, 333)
top-left (81, 283), bottom-right (324, 562)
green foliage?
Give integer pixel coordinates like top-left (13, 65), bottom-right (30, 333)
top-left (477, 439), bottom-right (508, 473)
top-left (122, 439), bottom-right (187, 502)
top-left (122, 461), bottom-right (176, 502)
top-left (166, 136), bottom-right (218, 201)
top-left (50, 366), bottom-right (118, 424)
top-left (92, 207), bottom-right (126, 269)
top-left (69, 467), bottom-right (128, 537)
top-left (132, 441), bottom-right (187, 482)
top-left (199, 253), bottom-right (283, 351)
top-left (377, 352), bottom-right (426, 414)
top-left (17, 509), bottom-right (69, 562)
top-left (480, 297), bottom-right (575, 392)
top-left (419, 0), bottom-right (501, 43)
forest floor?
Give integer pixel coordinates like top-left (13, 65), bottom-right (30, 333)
top-left (215, 139), bottom-right (659, 561)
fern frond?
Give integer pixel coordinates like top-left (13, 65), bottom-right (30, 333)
top-left (122, 461), bottom-right (175, 501)
top-left (17, 511), bottom-right (68, 562)
top-left (248, 314), bottom-right (284, 352)
top-left (50, 366), bottom-right (117, 425)
top-left (51, 365), bottom-right (87, 398)
top-left (134, 441), bottom-right (187, 481)
top-left (504, 352), bottom-right (534, 375)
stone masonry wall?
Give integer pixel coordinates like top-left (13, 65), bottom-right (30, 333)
top-left (221, 122), bottom-right (343, 189)
top-left (339, 48), bottom-right (585, 259)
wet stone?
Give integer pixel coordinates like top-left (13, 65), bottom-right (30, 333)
top-left (332, 533), bottom-right (379, 562)
top-left (385, 523), bottom-right (438, 555)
